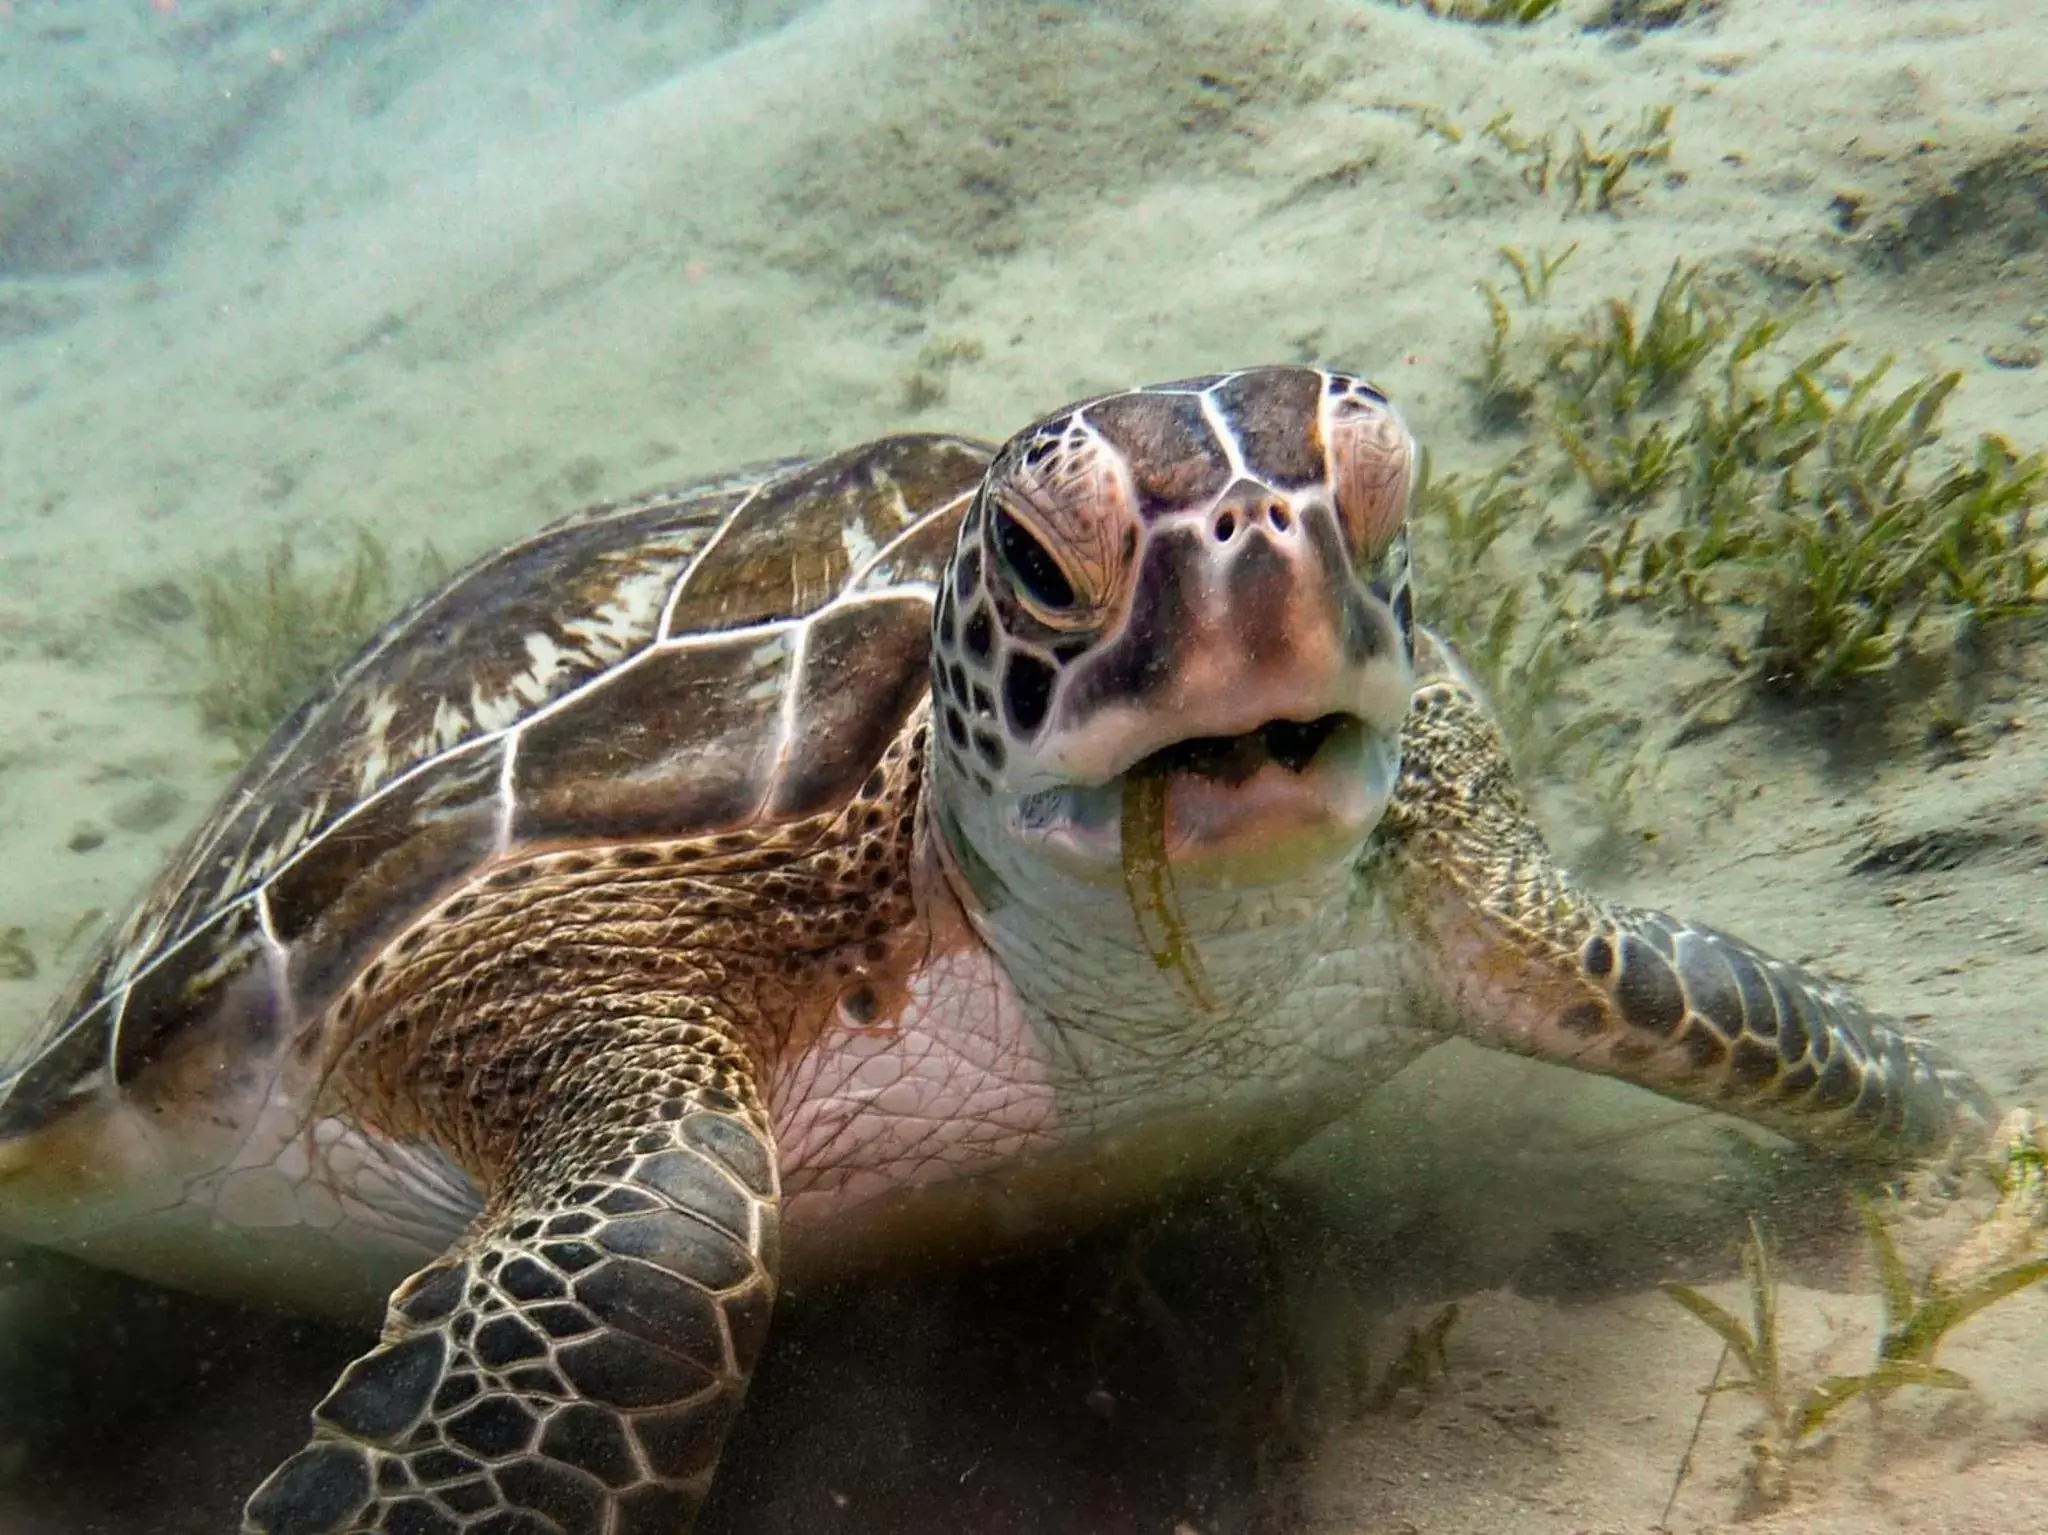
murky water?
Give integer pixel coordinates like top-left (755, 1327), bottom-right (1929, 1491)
top-left (2, 3), bottom-right (2044, 1532)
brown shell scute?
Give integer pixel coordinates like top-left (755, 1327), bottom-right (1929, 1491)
top-left (0, 435), bottom-right (992, 1135)
top-left (768, 597), bottom-right (934, 821)
top-left (663, 436), bottom-right (992, 637)
top-left (514, 637), bottom-right (797, 842)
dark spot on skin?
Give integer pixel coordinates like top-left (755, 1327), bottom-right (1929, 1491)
top-left (435, 1479), bottom-right (495, 1515)
top-left (628, 1152), bottom-right (752, 1239)
top-left (1678, 1024), bottom-right (1727, 1069)
top-left (1812, 1050), bottom-right (1862, 1110)
top-left (1614, 934), bottom-right (1685, 1037)
top-left (1392, 584), bottom-right (1414, 654)
top-left (1632, 915), bottom-right (1679, 959)
top-left (1558, 1001), bottom-right (1606, 1037)
top-left (972, 732), bottom-right (1007, 772)
top-left (539, 1241), bottom-right (603, 1273)
top-left (243, 1445), bottom-right (372, 1533)
top-left (1729, 1036), bottom-right (1780, 1086)
top-left (1581, 935), bottom-right (1613, 979)
top-left (315, 1334), bottom-right (447, 1442)
top-left (680, 1112), bottom-right (775, 1196)
top-left (473, 1316), bottom-right (547, 1369)
top-left (558, 1333), bottom-right (714, 1411)
top-left (948, 661), bottom-right (968, 700)
top-left (953, 546), bottom-right (982, 602)
top-left (446, 1396), bottom-right (539, 1459)
top-left (492, 1457), bottom-right (605, 1534)
top-left (1676, 942), bottom-right (1748, 1045)
top-left (944, 707), bottom-right (968, 748)
top-left (540, 1406), bottom-right (639, 1490)
top-left (1610, 1034), bottom-right (1658, 1066)
top-left (1728, 949), bottom-right (1783, 1038)
top-left (1002, 652), bottom-right (1055, 737)
top-left (1774, 987), bottom-right (1815, 1062)
top-left (841, 984), bottom-right (879, 1025)
top-left (963, 605), bottom-right (993, 660)
top-left (431, 1376), bottom-right (481, 1413)
top-left (971, 683), bottom-right (995, 719)
top-left (529, 1303), bottom-right (597, 1340)
top-left (397, 1265), bottom-right (466, 1324)
top-left (573, 1261), bottom-right (729, 1377)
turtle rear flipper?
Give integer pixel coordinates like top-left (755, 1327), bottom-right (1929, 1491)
top-left (1378, 657), bottom-right (1997, 1162)
top-left (244, 1059), bottom-right (779, 1535)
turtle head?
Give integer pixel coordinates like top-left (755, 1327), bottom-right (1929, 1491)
top-left (929, 366), bottom-right (1417, 898)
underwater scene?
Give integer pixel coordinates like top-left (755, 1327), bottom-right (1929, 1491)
top-left (1, 1), bottom-right (2045, 1531)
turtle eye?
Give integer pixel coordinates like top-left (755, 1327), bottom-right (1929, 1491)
top-left (992, 501), bottom-right (1082, 621)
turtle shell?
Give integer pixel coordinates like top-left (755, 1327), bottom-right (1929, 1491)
top-left (0, 434), bottom-right (991, 1139)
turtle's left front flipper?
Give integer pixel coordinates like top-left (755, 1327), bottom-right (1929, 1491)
top-left (1374, 668), bottom-right (1998, 1164)
top-left (242, 1045), bottom-right (779, 1535)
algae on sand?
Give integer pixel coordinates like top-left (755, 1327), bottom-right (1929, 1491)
top-left (1662, 1113), bottom-right (2048, 1516)
top-left (190, 531), bottom-right (435, 754)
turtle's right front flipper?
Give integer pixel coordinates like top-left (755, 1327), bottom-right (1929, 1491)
top-left (243, 1051), bottom-right (779, 1535)
top-left (1376, 669), bottom-right (1999, 1163)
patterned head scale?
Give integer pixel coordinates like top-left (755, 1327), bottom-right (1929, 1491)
top-left (930, 365), bottom-right (1419, 881)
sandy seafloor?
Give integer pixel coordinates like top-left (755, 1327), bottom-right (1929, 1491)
top-left (1, 0), bottom-right (2046, 1530)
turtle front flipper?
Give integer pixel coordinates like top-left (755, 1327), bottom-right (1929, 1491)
top-left (1375, 653), bottom-right (1998, 1163)
top-left (243, 1070), bottom-right (779, 1535)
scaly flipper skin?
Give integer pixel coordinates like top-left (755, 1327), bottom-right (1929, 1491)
top-left (1377, 639), bottom-right (1998, 1162)
top-left (243, 1060), bottom-right (779, 1535)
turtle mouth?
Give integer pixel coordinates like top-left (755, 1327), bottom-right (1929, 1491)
top-left (1126, 713), bottom-right (1352, 784)
top-left (1010, 712), bottom-right (1398, 883)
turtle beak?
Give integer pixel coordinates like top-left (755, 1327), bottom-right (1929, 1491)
top-left (1009, 708), bottom-right (1401, 886)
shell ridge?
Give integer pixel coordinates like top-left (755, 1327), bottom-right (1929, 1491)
top-left (657, 473), bottom-right (776, 642)
top-left (849, 487), bottom-right (978, 590)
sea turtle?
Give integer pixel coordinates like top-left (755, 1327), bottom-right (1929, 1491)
top-left (0, 367), bottom-right (1996, 1534)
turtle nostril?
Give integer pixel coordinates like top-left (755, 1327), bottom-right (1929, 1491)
top-left (1266, 501), bottom-right (1292, 532)
top-left (1212, 510), bottom-right (1238, 543)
